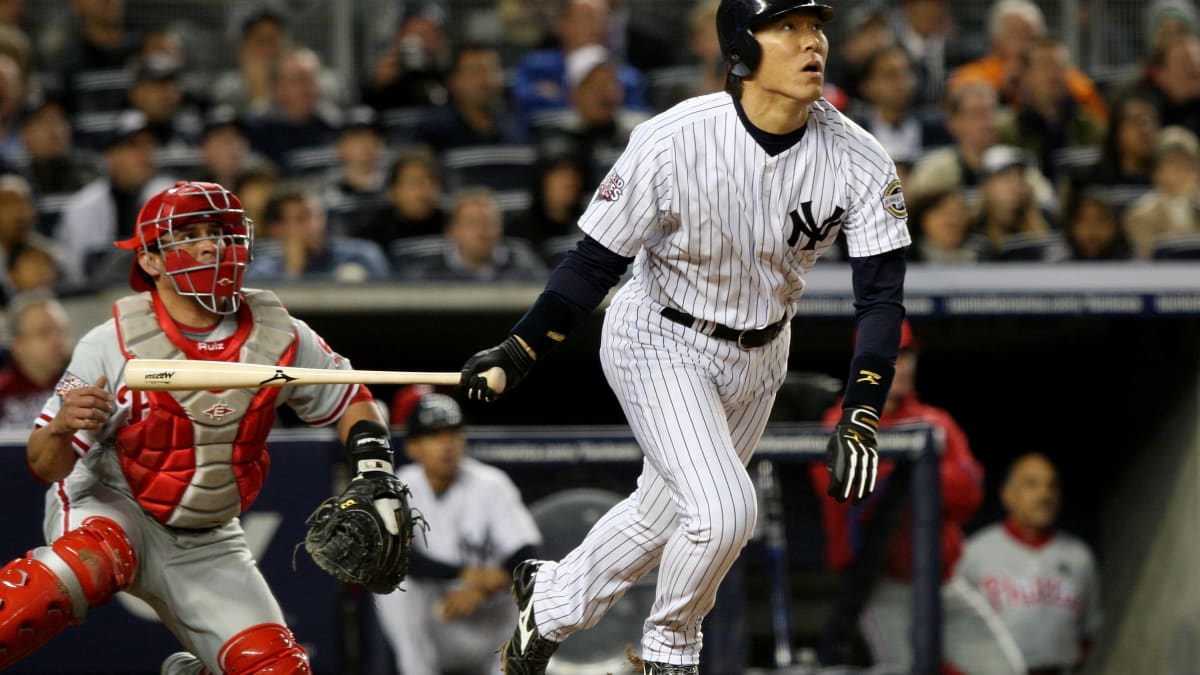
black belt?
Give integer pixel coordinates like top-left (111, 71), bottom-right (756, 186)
top-left (660, 307), bottom-right (786, 350)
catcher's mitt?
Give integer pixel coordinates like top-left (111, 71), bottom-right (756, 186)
top-left (303, 473), bottom-right (416, 594)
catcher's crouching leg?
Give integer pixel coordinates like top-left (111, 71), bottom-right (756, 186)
top-left (219, 623), bottom-right (311, 674)
top-left (0, 516), bottom-right (136, 668)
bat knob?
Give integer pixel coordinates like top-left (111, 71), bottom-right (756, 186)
top-left (482, 367), bottom-right (506, 395)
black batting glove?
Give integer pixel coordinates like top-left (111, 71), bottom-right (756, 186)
top-left (825, 406), bottom-right (881, 504)
top-left (458, 335), bottom-right (535, 402)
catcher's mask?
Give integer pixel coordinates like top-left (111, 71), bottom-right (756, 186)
top-left (115, 180), bottom-right (252, 315)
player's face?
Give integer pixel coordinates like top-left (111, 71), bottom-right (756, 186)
top-left (155, 221), bottom-right (227, 264)
top-left (749, 11), bottom-right (829, 106)
top-left (1002, 456), bottom-right (1061, 531)
top-left (407, 429), bottom-right (465, 484)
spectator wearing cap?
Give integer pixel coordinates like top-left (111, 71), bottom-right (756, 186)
top-left (0, 290), bottom-right (70, 430)
top-left (909, 83), bottom-right (1057, 213)
top-left (412, 42), bottom-right (526, 154)
top-left (357, 147), bottom-right (446, 246)
top-left (532, 44), bottom-right (650, 186)
top-left (1123, 125), bottom-right (1200, 258)
top-left (243, 46), bottom-right (342, 174)
top-left (17, 97), bottom-right (100, 204)
top-left (375, 390), bottom-right (542, 675)
top-left (126, 53), bottom-right (202, 148)
top-left (811, 320), bottom-right (1025, 674)
top-left (970, 144), bottom-right (1056, 258)
top-left (394, 187), bottom-right (547, 283)
top-left (193, 105), bottom-right (254, 188)
top-left (322, 106), bottom-right (389, 236)
top-left (53, 109), bottom-right (173, 281)
top-left (247, 181), bottom-right (389, 282)
top-left (362, 2), bottom-right (451, 110)
top-left (1145, 0), bottom-right (1200, 55)
top-left (510, 0), bottom-right (647, 133)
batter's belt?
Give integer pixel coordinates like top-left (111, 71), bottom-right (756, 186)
top-left (659, 307), bottom-right (786, 350)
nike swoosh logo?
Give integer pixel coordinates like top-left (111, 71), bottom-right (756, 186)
top-left (517, 594), bottom-right (535, 651)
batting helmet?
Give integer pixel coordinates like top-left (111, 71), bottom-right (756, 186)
top-left (717, 0), bottom-right (835, 77)
top-left (405, 393), bottom-right (464, 439)
top-left (114, 181), bottom-right (252, 315)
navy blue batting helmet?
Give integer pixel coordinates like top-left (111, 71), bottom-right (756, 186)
top-left (717, 0), bottom-right (835, 77)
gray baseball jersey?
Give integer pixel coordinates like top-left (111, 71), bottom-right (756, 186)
top-left (376, 458), bottom-right (541, 674)
top-left (958, 523), bottom-right (1102, 669)
top-left (34, 289), bottom-right (359, 674)
top-left (527, 92), bottom-right (911, 663)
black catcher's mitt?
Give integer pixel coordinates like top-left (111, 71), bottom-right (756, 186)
top-left (304, 473), bottom-right (415, 594)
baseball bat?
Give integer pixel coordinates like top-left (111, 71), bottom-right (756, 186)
top-left (123, 359), bottom-right (506, 393)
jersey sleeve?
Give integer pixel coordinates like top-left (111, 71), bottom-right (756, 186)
top-left (280, 318), bottom-right (360, 426)
top-left (35, 324), bottom-right (121, 456)
top-left (840, 123), bottom-right (912, 258)
top-left (576, 123), bottom-right (672, 257)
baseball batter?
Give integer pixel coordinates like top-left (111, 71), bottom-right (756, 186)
top-left (459, 1), bottom-right (910, 672)
top-left (958, 454), bottom-right (1102, 673)
top-left (375, 392), bottom-right (542, 675)
top-left (2, 181), bottom-right (408, 674)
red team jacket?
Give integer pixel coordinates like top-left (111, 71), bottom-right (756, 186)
top-left (810, 392), bottom-right (984, 582)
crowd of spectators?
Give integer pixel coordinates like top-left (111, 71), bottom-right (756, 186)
top-left (0, 0), bottom-right (1194, 309)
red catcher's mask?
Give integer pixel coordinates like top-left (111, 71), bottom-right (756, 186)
top-left (115, 181), bottom-right (253, 315)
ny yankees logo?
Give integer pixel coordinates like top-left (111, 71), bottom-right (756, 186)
top-left (258, 369), bottom-right (298, 386)
top-left (787, 202), bottom-right (846, 250)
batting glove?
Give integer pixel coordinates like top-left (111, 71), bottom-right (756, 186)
top-left (458, 335), bottom-right (534, 402)
top-left (825, 406), bottom-right (880, 504)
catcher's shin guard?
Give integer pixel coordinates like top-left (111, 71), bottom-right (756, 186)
top-left (0, 516), bottom-right (136, 668)
top-left (219, 623), bottom-right (311, 674)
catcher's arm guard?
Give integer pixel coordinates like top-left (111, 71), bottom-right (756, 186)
top-left (304, 420), bottom-right (418, 594)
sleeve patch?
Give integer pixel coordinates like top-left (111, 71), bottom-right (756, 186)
top-left (55, 371), bottom-right (88, 399)
top-left (594, 170), bottom-right (626, 203)
top-left (882, 179), bottom-right (907, 219)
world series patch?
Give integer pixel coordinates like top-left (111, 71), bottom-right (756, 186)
top-left (55, 371), bottom-right (88, 399)
top-left (594, 169), bottom-right (625, 203)
top-left (882, 179), bottom-right (907, 219)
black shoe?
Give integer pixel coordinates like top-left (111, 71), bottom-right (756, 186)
top-left (500, 560), bottom-right (558, 675)
top-left (643, 663), bottom-right (698, 675)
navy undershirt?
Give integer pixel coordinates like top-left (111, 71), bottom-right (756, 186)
top-left (731, 96), bottom-right (809, 156)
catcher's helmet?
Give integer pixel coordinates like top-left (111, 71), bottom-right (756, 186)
top-left (114, 181), bottom-right (252, 315)
top-left (717, 0), bottom-right (835, 77)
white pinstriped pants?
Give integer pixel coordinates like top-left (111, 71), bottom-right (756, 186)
top-left (531, 297), bottom-right (791, 664)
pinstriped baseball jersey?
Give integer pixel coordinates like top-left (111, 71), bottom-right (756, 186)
top-left (525, 91), bottom-right (911, 666)
top-left (579, 92), bottom-right (911, 330)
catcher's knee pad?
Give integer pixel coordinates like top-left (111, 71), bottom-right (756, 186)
top-left (219, 623), bottom-right (311, 674)
top-left (0, 516), bottom-right (136, 668)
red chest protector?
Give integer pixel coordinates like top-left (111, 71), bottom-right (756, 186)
top-left (113, 290), bottom-right (297, 529)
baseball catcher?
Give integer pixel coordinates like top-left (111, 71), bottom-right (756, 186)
top-left (305, 419), bottom-right (418, 594)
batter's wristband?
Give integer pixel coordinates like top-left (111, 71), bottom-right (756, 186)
top-left (842, 353), bottom-right (895, 413)
top-left (511, 291), bottom-right (588, 357)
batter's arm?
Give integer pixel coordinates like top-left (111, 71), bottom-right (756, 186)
top-left (460, 237), bottom-right (633, 401)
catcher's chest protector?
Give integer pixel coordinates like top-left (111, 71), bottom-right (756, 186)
top-left (114, 290), bottom-right (296, 529)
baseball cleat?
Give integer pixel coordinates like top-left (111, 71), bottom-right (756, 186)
top-left (642, 662), bottom-right (699, 675)
top-left (500, 560), bottom-right (558, 675)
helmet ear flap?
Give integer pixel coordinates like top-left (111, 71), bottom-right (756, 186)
top-left (729, 28), bottom-right (759, 77)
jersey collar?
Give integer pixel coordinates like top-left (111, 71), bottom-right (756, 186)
top-left (1003, 517), bottom-right (1055, 549)
top-left (732, 96), bottom-right (809, 157)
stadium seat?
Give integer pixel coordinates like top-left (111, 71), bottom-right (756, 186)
top-left (379, 106), bottom-right (443, 145)
top-left (1151, 232), bottom-right (1200, 260)
top-left (440, 144), bottom-right (537, 193)
top-left (998, 232), bottom-right (1068, 262)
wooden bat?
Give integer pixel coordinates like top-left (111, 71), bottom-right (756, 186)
top-left (123, 359), bottom-right (506, 393)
